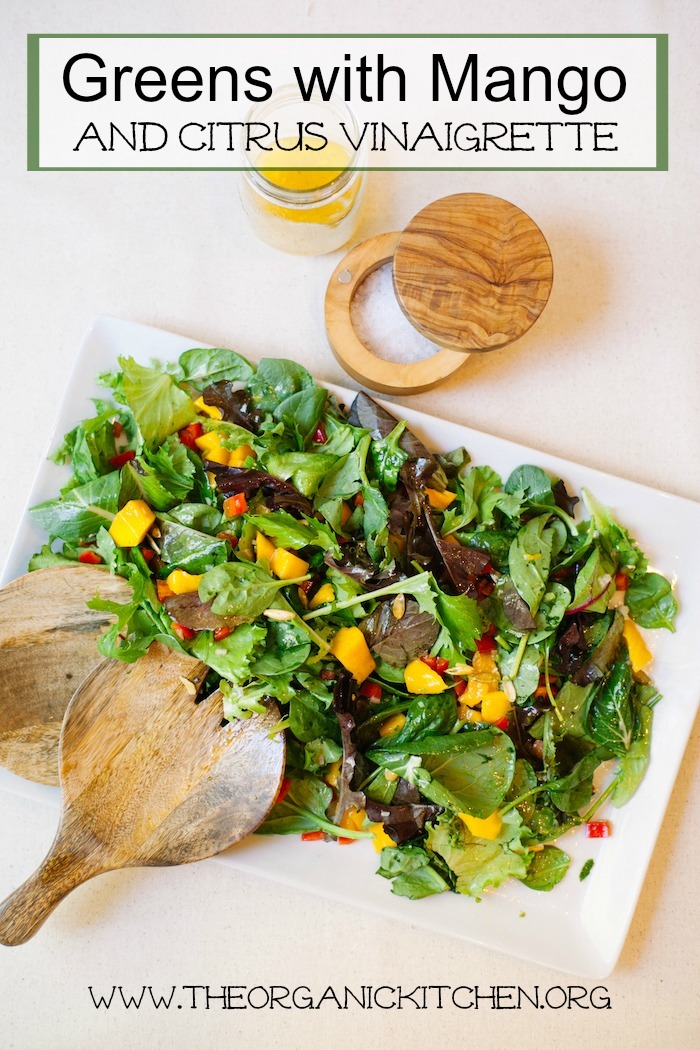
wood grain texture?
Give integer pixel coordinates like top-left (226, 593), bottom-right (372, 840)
top-left (0, 642), bottom-right (285, 945)
top-left (325, 232), bottom-right (467, 394)
top-left (0, 566), bottom-right (131, 785)
top-left (393, 193), bottom-right (554, 353)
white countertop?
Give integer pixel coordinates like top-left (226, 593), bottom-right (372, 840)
top-left (1, 2), bottom-right (699, 1048)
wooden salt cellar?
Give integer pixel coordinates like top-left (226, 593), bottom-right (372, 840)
top-left (325, 192), bottom-right (554, 395)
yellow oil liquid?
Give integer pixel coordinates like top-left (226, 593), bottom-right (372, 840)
top-left (256, 139), bottom-right (361, 226)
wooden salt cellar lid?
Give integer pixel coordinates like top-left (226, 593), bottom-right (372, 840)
top-left (325, 192), bottom-right (553, 394)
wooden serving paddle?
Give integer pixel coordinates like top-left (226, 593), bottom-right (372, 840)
top-left (0, 642), bottom-right (285, 945)
top-left (0, 566), bottom-right (131, 785)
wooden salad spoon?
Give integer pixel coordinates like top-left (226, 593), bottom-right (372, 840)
top-left (0, 642), bottom-right (285, 946)
top-left (0, 565), bottom-right (131, 785)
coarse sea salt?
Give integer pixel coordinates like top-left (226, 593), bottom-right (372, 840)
top-left (350, 264), bottom-right (439, 363)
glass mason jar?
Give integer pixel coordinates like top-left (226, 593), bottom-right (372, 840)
top-left (238, 85), bottom-right (367, 254)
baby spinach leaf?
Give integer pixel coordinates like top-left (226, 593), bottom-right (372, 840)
top-left (248, 358), bottom-right (316, 413)
top-left (587, 658), bottom-right (634, 754)
top-left (289, 692), bottom-right (336, 743)
top-left (167, 502), bottom-right (224, 535)
top-left (612, 702), bottom-right (653, 806)
top-left (435, 591), bottom-right (482, 653)
top-left (553, 681), bottom-right (595, 738)
top-left (519, 845), bottom-right (570, 891)
top-left (508, 515), bottom-right (553, 615)
top-left (30, 471), bottom-right (120, 542)
top-left (393, 693), bottom-right (457, 745)
top-left (505, 464), bottom-right (553, 504)
top-left (251, 618), bottom-right (311, 676)
top-left (376, 846), bottom-right (449, 899)
top-left (262, 452), bottom-right (339, 497)
top-left (119, 355), bottom-right (197, 447)
top-left (626, 572), bottom-right (677, 631)
top-left (177, 347), bottom-right (253, 387)
top-left (547, 747), bottom-right (610, 813)
top-left (498, 643), bottom-right (541, 700)
top-left (158, 520), bottom-right (228, 574)
top-left (274, 386), bottom-right (328, 449)
top-left (370, 422), bottom-right (409, 492)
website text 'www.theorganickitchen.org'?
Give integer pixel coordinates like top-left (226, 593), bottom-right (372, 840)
top-left (87, 984), bottom-right (612, 1012)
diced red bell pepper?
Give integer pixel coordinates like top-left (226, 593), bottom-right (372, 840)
top-left (213, 626), bottom-right (232, 642)
top-left (478, 578), bottom-right (495, 598)
top-left (586, 821), bottom-right (611, 839)
top-left (140, 547), bottom-right (155, 563)
top-left (223, 493), bottom-right (248, 518)
top-left (300, 578), bottom-right (315, 595)
top-left (301, 831), bottom-right (325, 842)
top-left (78, 550), bottom-right (103, 565)
top-left (476, 635), bottom-right (497, 654)
top-left (276, 777), bottom-right (292, 804)
top-left (172, 622), bottom-right (196, 642)
top-left (615, 572), bottom-right (630, 591)
top-left (454, 678), bottom-right (468, 698)
top-left (486, 622), bottom-right (498, 636)
top-left (435, 657), bottom-right (449, 674)
top-left (421, 654), bottom-right (438, 671)
top-left (216, 532), bottom-right (239, 548)
top-left (312, 424), bottom-right (327, 444)
top-left (495, 716), bottom-right (510, 731)
top-left (338, 837), bottom-right (356, 845)
top-left (109, 449), bottom-right (136, 468)
top-left (112, 420), bottom-right (123, 438)
top-left (178, 422), bottom-right (204, 451)
top-left (359, 681), bottom-right (382, 701)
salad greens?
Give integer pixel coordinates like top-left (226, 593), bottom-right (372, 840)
top-left (29, 346), bottom-right (678, 903)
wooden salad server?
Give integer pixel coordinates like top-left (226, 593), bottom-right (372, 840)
top-left (0, 565), bottom-right (131, 785)
top-left (0, 642), bottom-right (285, 946)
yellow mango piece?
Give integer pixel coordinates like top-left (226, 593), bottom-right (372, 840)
top-left (460, 811), bottom-right (502, 840)
top-left (339, 805), bottom-right (367, 832)
top-left (194, 396), bottom-right (223, 420)
top-left (330, 626), bottom-right (376, 684)
top-left (310, 583), bottom-right (335, 610)
top-left (203, 445), bottom-right (230, 465)
top-left (166, 569), bottom-right (203, 595)
top-left (324, 759), bottom-right (342, 788)
top-left (458, 706), bottom-right (482, 724)
top-left (109, 499), bottom-right (156, 547)
top-left (378, 713), bottom-right (407, 738)
top-left (269, 547), bottom-right (309, 580)
top-left (425, 486), bottom-right (457, 510)
top-left (472, 651), bottom-right (497, 674)
top-left (228, 443), bottom-right (256, 468)
top-left (340, 501), bottom-right (353, 527)
top-left (371, 823), bottom-right (396, 853)
top-left (481, 691), bottom-right (512, 724)
top-left (195, 430), bottom-right (224, 453)
top-left (622, 618), bottom-right (652, 673)
top-left (464, 674), bottom-right (498, 708)
top-left (255, 532), bottom-right (276, 563)
top-left (404, 658), bottom-right (447, 694)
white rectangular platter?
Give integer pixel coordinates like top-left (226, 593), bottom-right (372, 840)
top-left (2, 315), bottom-right (699, 978)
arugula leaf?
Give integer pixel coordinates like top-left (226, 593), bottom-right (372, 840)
top-left (581, 489), bottom-right (648, 573)
top-left (199, 560), bottom-right (307, 617)
top-left (519, 845), bottom-right (570, 891)
top-left (51, 400), bottom-right (124, 488)
top-left (626, 572), bottom-right (677, 631)
top-left (28, 544), bottom-right (79, 570)
top-left (245, 511), bottom-right (339, 555)
top-left (88, 569), bottom-right (183, 664)
top-left (190, 622), bottom-right (267, 682)
top-left (221, 674), bottom-right (296, 721)
top-left (120, 355), bottom-right (197, 447)
top-left (177, 347), bottom-right (253, 387)
top-left (30, 472), bottom-right (120, 542)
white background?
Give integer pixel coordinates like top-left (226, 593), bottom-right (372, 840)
top-left (36, 35), bottom-right (659, 168)
top-left (1, 1), bottom-right (699, 1049)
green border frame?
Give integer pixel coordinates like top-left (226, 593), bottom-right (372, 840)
top-left (27, 33), bottom-right (668, 172)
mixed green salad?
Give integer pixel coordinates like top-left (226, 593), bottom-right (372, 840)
top-left (29, 347), bottom-right (677, 900)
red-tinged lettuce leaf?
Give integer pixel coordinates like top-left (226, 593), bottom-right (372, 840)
top-left (162, 592), bottom-right (251, 631)
top-left (424, 507), bottom-right (493, 596)
top-left (330, 672), bottom-right (365, 822)
top-left (323, 547), bottom-right (400, 590)
top-left (206, 464), bottom-right (315, 516)
top-left (202, 382), bottom-right (264, 432)
top-left (360, 598), bottom-right (440, 667)
top-left (364, 800), bottom-right (442, 845)
top-left (348, 392), bottom-right (439, 487)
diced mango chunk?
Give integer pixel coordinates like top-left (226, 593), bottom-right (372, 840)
top-left (425, 486), bottom-right (457, 510)
top-left (370, 823), bottom-right (396, 853)
top-left (194, 396), bottom-right (223, 420)
top-left (203, 445), bottom-right (230, 466)
top-left (324, 759), bottom-right (342, 788)
top-left (269, 547), bottom-right (309, 580)
top-left (166, 569), bottom-right (203, 595)
top-left (404, 659), bottom-right (447, 694)
top-left (481, 690), bottom-right (512, 724)
top-left (378, 713), bottom-right (407, 738)
top-left (339, 805), bottom-right (366, 832)
top-left (195, 430), bottom-right (224, 454)
top-left (622, 618), bottom-right (652, 673)
top-left (109, 500), bottom-right (155, 547)
top-left (156, 580), bottom-right (174, 601)
top-left (330, 626), bottom-right (376, 684)
top-left (473, 651), bottom-right (498, 674)
top-left (310, 583), bottom-right (335, 610)
top-left (460, 811), bottom-right (502, 840)
top-left (228, 443), bottom-right (256, 468)
top-left (255, 532), bottom-right (276, 563)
